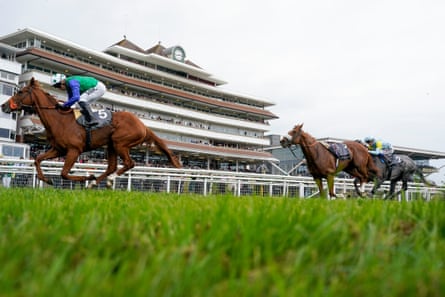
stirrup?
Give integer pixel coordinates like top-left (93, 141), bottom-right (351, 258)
top-left (86, 120), bottom-right (99, 127)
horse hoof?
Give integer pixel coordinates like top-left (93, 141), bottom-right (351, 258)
top-left (87, 180), bottom-right (97, 189)
top-left (106, 173), bottom-right (117, 189)
top-left (47, 179), bottom-right (54, 186)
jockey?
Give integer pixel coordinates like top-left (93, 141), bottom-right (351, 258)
top-left (364, 136), bottom-right (394, 166)
top-left (51, 74), bottom-right (106, 126)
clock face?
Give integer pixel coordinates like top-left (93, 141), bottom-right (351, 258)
top-left (173, 47), bottom-right (185, 61)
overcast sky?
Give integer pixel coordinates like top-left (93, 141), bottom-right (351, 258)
top-left (3, 0), bottom-right (445, 181)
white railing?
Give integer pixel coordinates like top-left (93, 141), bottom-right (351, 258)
top-left (0, 160), bottom-right (442, 200)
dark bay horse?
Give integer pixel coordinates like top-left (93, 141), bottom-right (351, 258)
top-left (370, 154), bottom-right (433, 199)
top-left (281, 124), bottom-right (379, 198)
top-left (1, 77), bottom-right (181, 187)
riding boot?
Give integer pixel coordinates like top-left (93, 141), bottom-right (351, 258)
top-left (78, 102), bottom-right (99, 127)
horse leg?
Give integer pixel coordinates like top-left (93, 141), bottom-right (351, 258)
top-left (350, 166), bottom-right (370, 197)
top-left (327, 175), bottom-right (336, 199)
top-left (371, 178), bottom-right (383, 196)
top-left (399, 179), bottom-right (409, 200)
top-left (353, 177), bottom-right (364, 197)
top-left (34, 148), bottom-right (62, 185)
top-left (90, 145), bottom-right (118, 188)
top-left (314, 178), bottom-right (325, 198)
top-left (401, 179), bottom-right (408, 192)
top-left (60, 150), bottom-right (93, 182)
top-left (103, 145), bottom-right (135, 189)
top-left (114, 148), bottom-right (135, 176)
top-left (360, 182), bottom-right (366, 196)
top-left (386, 181), bottom-right (397, 200)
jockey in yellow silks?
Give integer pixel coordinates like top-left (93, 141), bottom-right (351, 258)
top-left (364, 136), bottom-right (394, 166)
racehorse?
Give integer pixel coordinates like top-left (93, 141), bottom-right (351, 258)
top-left (1, 77), bottom-right (182, 188)
top-left (281, 124), bottom-right (379, 198)
top-left (369, 154), bottom-right (433, 199)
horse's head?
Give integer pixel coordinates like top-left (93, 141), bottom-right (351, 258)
top-left (1, 77), bottom-right (40, 113)
top-left (287, 123), bottom-right (304, 145)
top-left (280, 123), bottom-right (304, 148)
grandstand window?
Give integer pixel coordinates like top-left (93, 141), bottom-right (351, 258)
top-left (0, 82), bottom-right (14, 96)
top-left (0, 128), bottom-right (10, 138)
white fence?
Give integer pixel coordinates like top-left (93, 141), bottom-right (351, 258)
top-left (0, 159), bottom-right (442, 200)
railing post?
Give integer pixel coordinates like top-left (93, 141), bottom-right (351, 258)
top-left (177, 179), bottom-right (182, 194)
top-left (299, 182), bottom-right (305, 198)
top-left (32, 166), bottom-right (37, 189)
top-left (166, 176), bottom-right (171, 193)
top-left (127, 171), bottom-right (132, 191)
top-left (283, 182), bottom-right (287, 197)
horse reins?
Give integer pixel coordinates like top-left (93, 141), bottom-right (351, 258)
top-left (286, 130), bottom-right (320, 160)
top-left (14, 86), bottom-right (60, 113)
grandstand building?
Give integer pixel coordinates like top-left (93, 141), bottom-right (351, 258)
top-left (0, 42), bottom-right (21, 143)
top-left (0, 28), bottom-right (279, 170)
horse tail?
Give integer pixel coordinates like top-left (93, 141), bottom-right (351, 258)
top-left (144, 127), bottom-right (182, 168)
top-left (414, 167), bottom-right (435, 187)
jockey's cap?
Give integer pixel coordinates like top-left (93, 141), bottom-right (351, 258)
top-left (364, 136), bottom-right (375, 143)
top-left (51, 73), bottom-right (66, 86)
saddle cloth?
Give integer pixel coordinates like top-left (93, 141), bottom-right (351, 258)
top-left (327, 142), bottom-right (351, 160)
top-left (74, 109), bottom-right (112, 129)
top-left (378, 154), bottom-right (402, 165)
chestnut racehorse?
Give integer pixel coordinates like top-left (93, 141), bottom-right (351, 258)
top-left (1, 77), bottom-right (181, 187)
top-left (281, 124), bottom-right (379, 198)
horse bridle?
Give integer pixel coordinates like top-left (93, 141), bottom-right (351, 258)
top-left (11, 86), bottom-right (34, 110)
top-left (11, 85), bottom-right (57, 111)
top-left (285, 128), bottom-right (318, 159)
top-left (281, 129), bottom-right (302, 159)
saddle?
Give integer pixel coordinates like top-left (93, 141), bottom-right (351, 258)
top-left (380, 154), bottom-right (402, 166)
top-left (74, 109), bottom-right (112, 129)
top-left (324, 142), bottom-right (351, 160)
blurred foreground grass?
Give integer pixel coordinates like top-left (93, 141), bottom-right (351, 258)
top-left (0, 188), bottom-right (444, 297)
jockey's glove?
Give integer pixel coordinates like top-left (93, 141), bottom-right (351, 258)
top-left (55, 103), bottom-right (70, 111)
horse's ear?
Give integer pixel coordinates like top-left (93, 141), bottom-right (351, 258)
top-left (29, 77), bottom-right (41, 88)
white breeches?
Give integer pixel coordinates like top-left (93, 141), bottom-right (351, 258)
top-left (79, 81), bottom-right (106, 103)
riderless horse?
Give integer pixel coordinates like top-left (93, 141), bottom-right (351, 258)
top-left (281, 124), bottom-right (379, 198)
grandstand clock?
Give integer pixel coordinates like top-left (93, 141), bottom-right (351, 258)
top-left (173, 46), bottom-right (185, 62)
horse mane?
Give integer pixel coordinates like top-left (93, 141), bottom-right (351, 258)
top-left (294, 124), bottom-right (317, 145)
top-left (31, 78), bottom-right (60, 105)
top-left (43, 90), bottom-right (59, 104)
top-left (302, 130), bottom-right (317, 144)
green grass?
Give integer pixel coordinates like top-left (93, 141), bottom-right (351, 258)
top-left (0, 188), bottom-right (444, 297)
